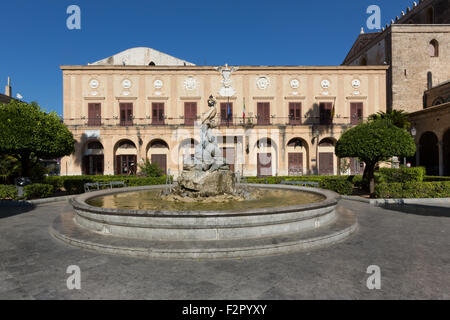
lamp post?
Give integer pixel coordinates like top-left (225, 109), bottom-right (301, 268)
top-left (405, 127), bottom-right (417, 167)
top-left (314, 128), bottom-right (320, 175)
top-left (410, 127), bottom-right (417, 138)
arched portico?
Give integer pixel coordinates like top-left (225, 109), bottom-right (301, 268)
top-left (419, 131), bottom-right (439, 176)
top-left (114, 139), bottom-right (137, 175)
top-left (82, 140), bottom-right (104, 175)
top-left (254, 138), bottom-right (278, 177)
top-left (318, 137), bottom-right (337, 175)
top-left (146, 139), bottom-right (169, 174)
top-left (286, 137), bottom-right (309, 176)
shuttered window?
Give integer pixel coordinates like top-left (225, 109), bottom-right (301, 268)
top-left (119, 103), bottom-right (133, 126)
top-left (152, 103), bottom-right (165, 125)
top-left (350, 102), bottom-right (363, 125)
top-left (289, 102), bottom-right (302, 125)
top-left (257, 102), bottom-right (270, 125)
top-left (88, 103), bottom-right (101, 126)
top-left (220, 102), bottom-right (233, 123)
top-left (184, 102), bottom-right (197, 126)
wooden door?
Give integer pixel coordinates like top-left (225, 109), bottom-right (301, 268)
top-left (184, 102), bottom-right (197, 126)
top-left (350, 103), bottom-right (363, 125)
top-left (257, 153), bottom-right (272, 177)
top-left (257, 102), bottom-right (270, 125)
top-left (116, 155), bottom-right (137, 175)
top-left (289, 103), bottom-right (302, 125)
top-left (151, 154), bottom-right (167, 175)
top-left (288, 152), bottom-right (303, 176)
top-left (319, 152), bottom-right (334, 175)
top-left (222, 148), bottom-right (235, 172)
top-left (152, 103), bottom-right (165, 125)
top-left (88, 103), bottom-right (101, 126)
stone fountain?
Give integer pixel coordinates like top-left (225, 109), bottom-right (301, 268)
top-left (171, 95), bottom-right (236, 198)
top-left (51, 64), bottom-right (357, 260)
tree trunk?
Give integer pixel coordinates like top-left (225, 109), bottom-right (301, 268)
top-left (363, 162), bottom-right (377, 198)
top-left (18, 153), bottom-right (30, 178)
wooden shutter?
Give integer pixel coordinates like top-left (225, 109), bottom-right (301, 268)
top-left (257, 102), bottom-right (270, 125)
top-left (319, 152), bottom-right (334, 175)
top-left (350, 102), bottom-right (363, 125)
top-left (115, 155), bottom-right (121, 175)
top-left (184, 102), bottom-right (197, 126)
top-left (88, 103), bottom-right (101, 126)
top-left (289, 103), bottom-right (302, 125)
top-left (151, 154), bottom-right (167, 175)
top-left (120, 103), bottom-right (133, 126)
top-left (288, 153), bottom-right (303, 175)
top-left (152, 103), bottom-right (164, 125)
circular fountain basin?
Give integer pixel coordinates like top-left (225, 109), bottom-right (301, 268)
top-left (69, 184), bottom-right (339, 241)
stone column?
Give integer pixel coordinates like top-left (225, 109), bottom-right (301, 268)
top-left (438, 141), bottom-right (444, 176)
top-left (103, 137), bottom-right (114, 175)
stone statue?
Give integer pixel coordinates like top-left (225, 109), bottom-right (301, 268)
top-left (175, 95), bottom-right (235, 198)
top-left (215, 64), bottom-right (239, 97)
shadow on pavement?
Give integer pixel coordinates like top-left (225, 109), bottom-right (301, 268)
top-left (0, 202), bottom-right (36, 219)
top-left (380, 203), bottom-right (450, 218)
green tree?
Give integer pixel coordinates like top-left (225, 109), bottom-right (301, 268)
top-left (138, 158), bottom-right (164, 177)
top-left (0, 100), bottom-right (74, 178)
top-left (0, 154), bottom-right (20, 184)
top-left (368, 109), bottom-right (410, 129)
top-left (335, 120), bottom-right (416, 197)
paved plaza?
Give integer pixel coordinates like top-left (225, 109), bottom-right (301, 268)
top-left (0, 199), bottom-right (449, 299)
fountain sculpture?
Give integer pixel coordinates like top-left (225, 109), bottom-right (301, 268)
top-left (172, 95), bottom-right (236, 198)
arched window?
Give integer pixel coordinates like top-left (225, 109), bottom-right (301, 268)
top-left (87, 141), bottom-right (103, 149)
top-left (429, 39), bottom-right (439, 57)
top-left (148, 61), bottom-right (156, 66)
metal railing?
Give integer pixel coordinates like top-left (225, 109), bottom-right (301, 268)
top-left (63, 115), bottom-right (368, 128)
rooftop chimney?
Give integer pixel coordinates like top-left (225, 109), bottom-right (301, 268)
top-left (5, 77), bottom-right (12, 97)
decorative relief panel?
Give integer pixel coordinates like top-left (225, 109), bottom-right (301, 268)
top-left (256, 76), bottom-right (269, 90)
top-left (184, 76), bottom-right (197, 90)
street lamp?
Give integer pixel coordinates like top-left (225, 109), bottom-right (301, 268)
top-left (405, 127), bottom-right (417, 167)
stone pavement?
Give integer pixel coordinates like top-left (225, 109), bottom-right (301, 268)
top-left (0, 199), bottom-right (448, 299)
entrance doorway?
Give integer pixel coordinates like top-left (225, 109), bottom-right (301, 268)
top-left (116, 155), bottom-right (137, 175)
top-left (257, 153), bottom-right (272, 177)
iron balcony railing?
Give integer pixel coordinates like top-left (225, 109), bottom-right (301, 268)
top-left (64, 115), bottom-right (367, 128)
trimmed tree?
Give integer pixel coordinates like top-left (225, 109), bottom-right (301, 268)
top-left (0, 100), bottom-right (74, 178)
top-left (335, 120), bottom-right (416, 197)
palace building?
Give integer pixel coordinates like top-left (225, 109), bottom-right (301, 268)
top-left (60, 47), bottom-right (387, 177)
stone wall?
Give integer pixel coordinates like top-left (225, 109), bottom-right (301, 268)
top-left (391, 25), bottom-right (450, 113)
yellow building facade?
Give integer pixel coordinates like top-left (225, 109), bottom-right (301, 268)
top-left (61, 50), bottom-right (387, 177)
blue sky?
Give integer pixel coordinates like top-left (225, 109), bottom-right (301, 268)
top-left (0, 0), bottom-right (413, 116)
